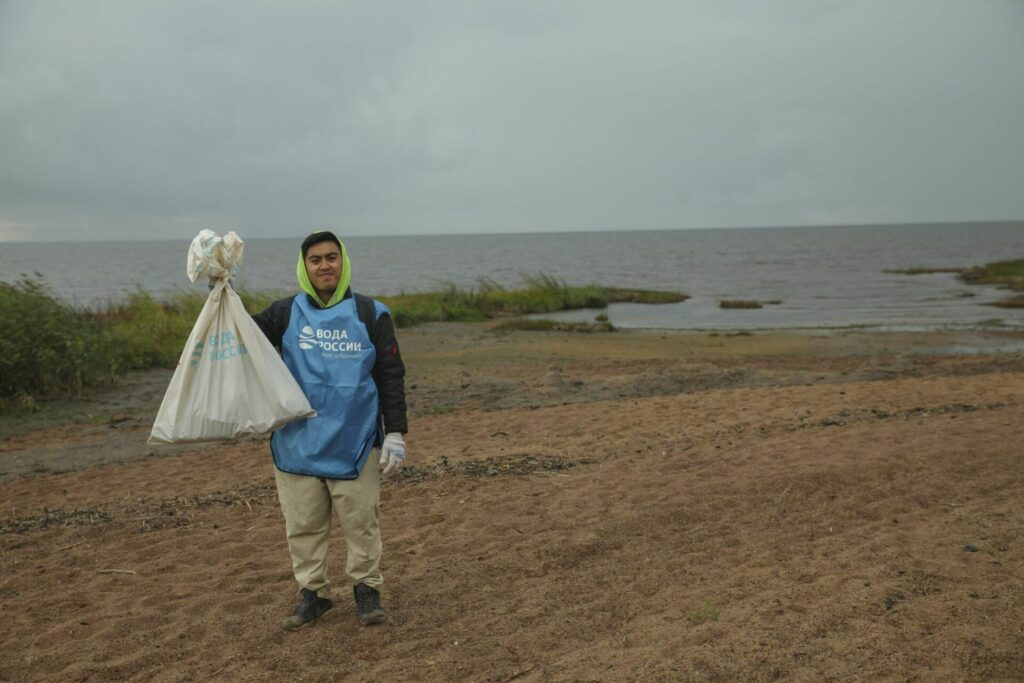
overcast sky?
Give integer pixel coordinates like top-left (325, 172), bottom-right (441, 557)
top-left (1, 1), bottom-right (1022, 242)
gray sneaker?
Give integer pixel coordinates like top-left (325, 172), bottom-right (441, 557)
top-left (353, 583), bottom-right (386, 626)
top-left (282, 588), bottom-right (333, 631)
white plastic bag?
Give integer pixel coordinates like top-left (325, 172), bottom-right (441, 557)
top-left (148, 231), bottom-right (315, 444)
top-left (186, 229), bottom-right (244, 284)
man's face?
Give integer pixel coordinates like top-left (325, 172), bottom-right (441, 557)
top-left (304, 241), bottom-right (342, 295)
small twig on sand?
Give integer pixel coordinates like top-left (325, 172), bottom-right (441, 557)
top-left (930, 501), bottom-right (964, 508)
top-left (56, 541), bottom-right (86, 551)
top-left (97, 569), bottom-right (136, 575)
top-left (211, 655), bottom-right (235, 677)
top-left (776, 485), bottom-right (792, 504)
top-left (503, 665), bottom-right (535, 682)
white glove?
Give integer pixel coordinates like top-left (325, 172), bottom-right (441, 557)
top-left (379, 433), bottom-right (406, 476)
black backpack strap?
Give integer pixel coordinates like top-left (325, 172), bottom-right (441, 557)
top-left (354, 291), bottom-right (386, 446)
top-left (353, 292), bottom-right (377, 341)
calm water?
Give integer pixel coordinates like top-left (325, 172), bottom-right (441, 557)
top-left (2, 222), bottom-right (1023, 330)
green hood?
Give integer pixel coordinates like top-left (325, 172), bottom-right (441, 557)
top-left (296, 237), bottom-right (352, 308)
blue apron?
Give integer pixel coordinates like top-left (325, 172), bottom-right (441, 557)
top-left (271, 294), bottom-right (381, 479)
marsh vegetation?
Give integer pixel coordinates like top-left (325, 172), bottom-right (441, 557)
top-left (0, 275), bottom-right (684, 410)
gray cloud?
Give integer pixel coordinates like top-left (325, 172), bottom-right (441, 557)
top-left (1, 0), bottom-right (1022, 241)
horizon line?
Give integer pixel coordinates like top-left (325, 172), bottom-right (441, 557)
top-left (1, 218), bottom-right (1021, 244)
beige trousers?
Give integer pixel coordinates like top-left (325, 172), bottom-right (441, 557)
top-left (273, 453), bottom-right (382, 598)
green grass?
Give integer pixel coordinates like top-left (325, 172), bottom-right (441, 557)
top-left (720, 299), bottom-right (763, 309)
top-left (0, 274), bottom-right (684, 411)
top-left (884, 267), bottom-right (964, 275)
top-left (960, 259), bottom-right (1024, 290)
top-left (91, 289), bottom-right (281, 369)
top-left (0, 282), bottom-right (281, 411)
top-left (605, 288), bottom-right (689, 304)
top-left (493, 319), bottom-right (616, 333)
top-left (379, 275), bottom-right (684, 328)
top-left (889, 259), bottom-right (1024, 300)
top-left (886, 260), bottom-right (1024, 291)
top-left (688, 602), bottom-right (720, 625)
top-left (719, 298), bottom-right (783, 309)
top-left (0, 279), bottom-right (119, 411)
top-left (991, 293), bottom-right (1024, 308)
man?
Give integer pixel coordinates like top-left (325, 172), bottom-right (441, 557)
top-left (253, 231), bottom-right (407, 630)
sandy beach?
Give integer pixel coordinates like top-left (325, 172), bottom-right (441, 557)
top-left (2, 323), bottom-right (1023, 682)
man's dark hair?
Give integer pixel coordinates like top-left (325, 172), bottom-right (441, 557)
top-left (301, 231), bottom-right (342, 257)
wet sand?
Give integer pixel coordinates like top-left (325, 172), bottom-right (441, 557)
top-left (1, 324), bottom-right (1023, 681)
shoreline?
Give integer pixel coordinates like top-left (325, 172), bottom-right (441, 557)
top-left (613, 322), bottom-right (1024, 335)
top-left (532, 300), bottom-right (1024, 332)
top-left (2, 323), bottom-right (1023, 470)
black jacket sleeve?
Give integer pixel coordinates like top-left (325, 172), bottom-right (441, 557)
top-left (251, 297), bottom-right (293, 349)
top-left (370, 310), bottom-right (408, 435)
